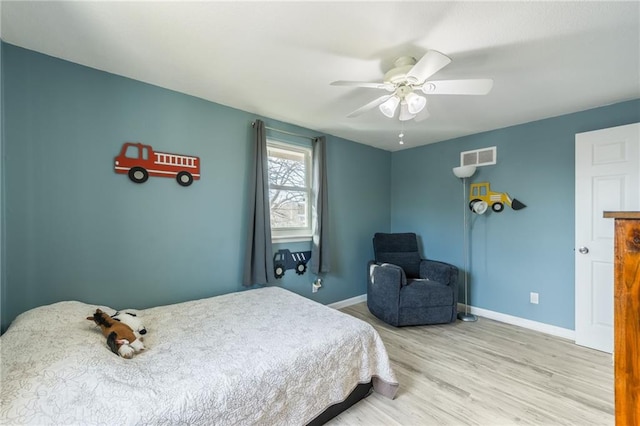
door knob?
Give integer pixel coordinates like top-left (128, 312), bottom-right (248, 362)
top-left (578, 246), bottom-right (589, 254)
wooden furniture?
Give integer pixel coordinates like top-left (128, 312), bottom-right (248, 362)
top-left (603, 211), bottom-right (640, 425)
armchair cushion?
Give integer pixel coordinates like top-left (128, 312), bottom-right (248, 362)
top-left (400, 279), bottom-right (454, 308)
top-left (373, 233), bottom-right (422, 279)
top-left (376, 252), bottom-right (420, 279)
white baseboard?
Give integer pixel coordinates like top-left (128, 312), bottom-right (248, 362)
top-left (328, 294), bottom-right (367, 310)
top-left (458, 303), bottom-right (575, 341)
top-left (327, 295), bottom-right (575, 341)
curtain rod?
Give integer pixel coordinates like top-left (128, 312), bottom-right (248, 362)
top-left (252, 121), bottom-right (316, 141)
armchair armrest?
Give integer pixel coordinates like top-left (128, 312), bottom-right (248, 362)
top-left (367, 261), bottom-right (404, 326)
top-left (419, 259), bottom-right (458, 285)
top-left (370, 262), bottom-right (407, 286)
top-left (420, 260), bottom-right (459, 305)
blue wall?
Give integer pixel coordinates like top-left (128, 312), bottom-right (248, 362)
top-left (2, 41), bottom-right (639, 334)
top-left (391, 99), bottom-right (640, 330)
top-left (0, 43), bottom-right (390, 330)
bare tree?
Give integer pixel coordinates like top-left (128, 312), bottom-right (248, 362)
top-left (268, 155), bottom-right (307, 228)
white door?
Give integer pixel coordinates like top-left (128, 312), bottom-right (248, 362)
top-left (575, 123), bottom-right (640, 353)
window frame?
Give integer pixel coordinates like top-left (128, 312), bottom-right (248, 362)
top-left (266, 139), bottom-right (313, 242)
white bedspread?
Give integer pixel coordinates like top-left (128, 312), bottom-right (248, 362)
top-left (0, 287), bottom-right (398, 425)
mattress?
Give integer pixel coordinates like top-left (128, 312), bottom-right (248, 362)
top-left (0, 287), bottom-right (398, 425)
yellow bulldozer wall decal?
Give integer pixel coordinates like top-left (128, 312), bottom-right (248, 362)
top-left (469, 182), bottom-right (527, 213)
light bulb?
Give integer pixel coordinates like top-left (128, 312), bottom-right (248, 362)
top-left (405, 92), bottom-right (427, 114)
top-left (379, 96), bottom-right (400, 118)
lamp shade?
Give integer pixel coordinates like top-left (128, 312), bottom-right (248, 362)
top-left (379, 96), bottom-right (400, 118)
top-left (453, 165), bottom-right (477, 178)
top-left (398, 102), bottom-right (416, 121)
top-left (472, 200), bottom-right (488, 215)
top-left (405, 92), bottom-right (427, 114)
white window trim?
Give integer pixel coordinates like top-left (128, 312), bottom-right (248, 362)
top-left (272, 235), bottom-right (312, 243)
top-left (267, 139), bottom-right (313, 241)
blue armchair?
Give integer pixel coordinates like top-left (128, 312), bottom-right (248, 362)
top-left (367, 233), bottom-right (458, 326)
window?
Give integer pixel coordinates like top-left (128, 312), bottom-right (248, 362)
top-left (124, 144), bottom-right (149, 160)
top-left (267, 140), bottom-right (312, 241)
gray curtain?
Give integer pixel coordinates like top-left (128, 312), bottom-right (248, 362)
top-left (311, 136), bottom-right (330, 274)
top-left (243, 120), bottom-right (274, 286)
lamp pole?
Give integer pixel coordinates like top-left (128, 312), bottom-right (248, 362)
top-left (453, 167), bottom-right (478, 322)
top-left (458, 177), bottom-right (478, 322)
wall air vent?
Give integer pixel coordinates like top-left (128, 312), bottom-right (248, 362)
top-left (460, 146), bottom-right (497, 167)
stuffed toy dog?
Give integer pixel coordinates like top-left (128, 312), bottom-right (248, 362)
top-left (86, 309), bottom-right (145, 358)
top-left (111, 310), bottom-right (147, 340)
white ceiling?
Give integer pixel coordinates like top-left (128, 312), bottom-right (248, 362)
top-left (1, 1), bottom-right (639, 151)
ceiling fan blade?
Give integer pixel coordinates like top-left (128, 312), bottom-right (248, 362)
top-left (406, 50), bottom-right (452, 84)
top-left (421, 79), bottom-right (494, 95)
top-left (347, 94), bottom-right (394, 118)
top-left (331, 80), bottom-right (393, 90)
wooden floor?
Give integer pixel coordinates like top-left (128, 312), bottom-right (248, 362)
top-left (329, 303), bottom-right (614, 425)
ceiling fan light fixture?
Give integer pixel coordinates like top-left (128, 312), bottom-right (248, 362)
top-left (398, 101), bottom-right (416, 121)
top-left (405, 92), bottom-right (427, 114)
top-left (379, 95), bottom-right (400, 118)
top-left (333, 50), bottom-right (492, 123)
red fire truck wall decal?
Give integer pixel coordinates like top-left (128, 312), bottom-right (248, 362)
top-left (114, 142), bottom-right (201, 186)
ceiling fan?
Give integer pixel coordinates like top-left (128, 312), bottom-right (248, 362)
top-left (331, 50), bottom-right (493, 121)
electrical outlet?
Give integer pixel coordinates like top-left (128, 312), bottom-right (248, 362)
top-left (312, 278), bottom-right (322, 293)
top-left (530, 292), bottom-right (539, 304)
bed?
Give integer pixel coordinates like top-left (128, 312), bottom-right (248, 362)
top-left (0, 287), bottom-right (398, 425)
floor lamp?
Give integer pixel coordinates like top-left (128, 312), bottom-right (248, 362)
top-left (452, 165), bottom-right (484, 322)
